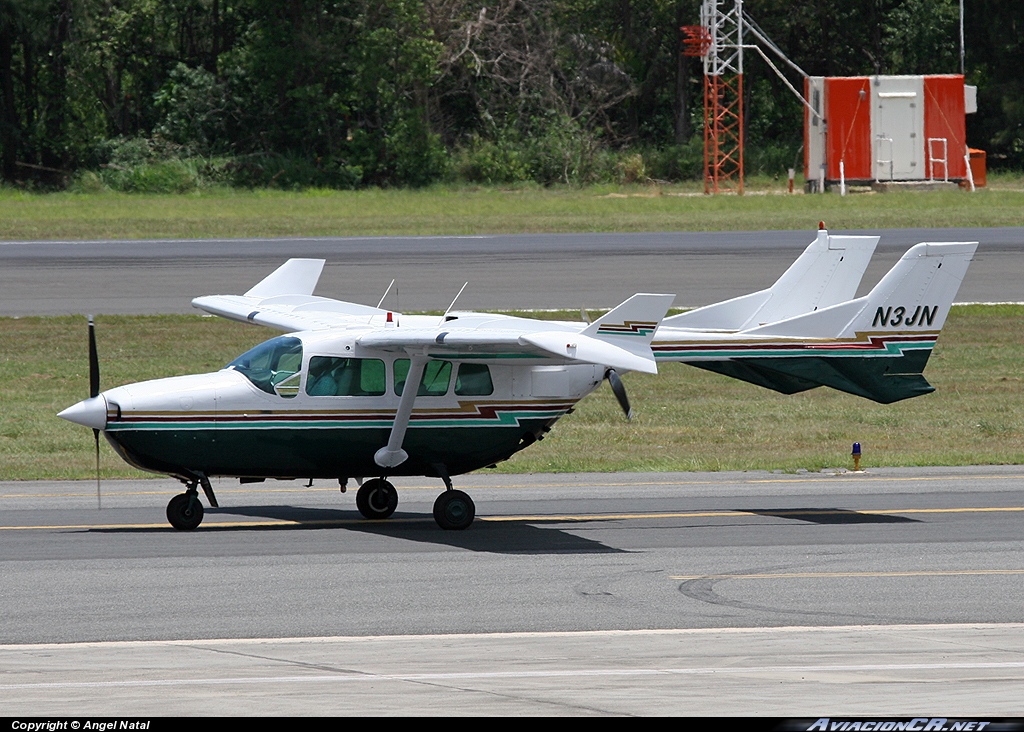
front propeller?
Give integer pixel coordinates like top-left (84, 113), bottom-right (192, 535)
top-left (605, 368), bottom-right (634, 421)
top-left (57, 316), bottom-right (105, 508)
top-left (88, 316), bottom-right (101, 508)
top-left (88, 316), bottom-right (100, 399)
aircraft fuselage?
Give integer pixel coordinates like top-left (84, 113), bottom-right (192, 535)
top-left (98, 330), bottom-right (605, 482)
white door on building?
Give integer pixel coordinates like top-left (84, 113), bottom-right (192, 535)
top-left (871, 76), bottom-right (925, 180)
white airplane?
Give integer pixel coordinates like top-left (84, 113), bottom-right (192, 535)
top-left (57, 231), bottom-right (975, 532)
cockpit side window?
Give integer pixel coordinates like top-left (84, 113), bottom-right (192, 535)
top-left (455, 363), bottom-right (494, 395)
top-left (226, 336), bottom-right (303, 397)
top-left (394, 359), bottom-right (452, 396)
top-left (306, 357), bottom-right (386, 396)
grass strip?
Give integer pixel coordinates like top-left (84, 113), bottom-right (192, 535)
top-left (1, 177), bottom-right (1023, 241)
top-left (2, 305), bottom-right (1021, 480)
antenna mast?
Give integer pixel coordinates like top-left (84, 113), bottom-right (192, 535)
top-left (684, 0), bottom-right (745, 194)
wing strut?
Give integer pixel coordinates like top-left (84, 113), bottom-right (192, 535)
top-left (374, 353), bottom-right (427, 469)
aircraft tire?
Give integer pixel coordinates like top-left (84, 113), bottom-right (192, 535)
top-left (433, 490), bottom-right (475, 530)
top-left (356, 478), bottom-right (398, 520)
top-left (166, 493), bottom-right (204, 531)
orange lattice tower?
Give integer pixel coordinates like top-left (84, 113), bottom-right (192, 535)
top-left (683, 0), bottom-right (744, 194)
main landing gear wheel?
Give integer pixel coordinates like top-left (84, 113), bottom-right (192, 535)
top-left (356, 478), bottom-right (398, 520)
top-left (433, 490), bottom-right (475, 530)
top-left (166, 492), bottom-right (204, 531)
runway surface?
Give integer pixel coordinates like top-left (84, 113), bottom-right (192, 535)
top-left (4, 228), bottom-right (1022, 714)
top-left (2, 227), bottom-right (1022, 314)
top-left (2, 468), bottom-right (1023, 714)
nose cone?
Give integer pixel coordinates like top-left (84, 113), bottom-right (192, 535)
top-left (58, 395), bottom-right (108, 430)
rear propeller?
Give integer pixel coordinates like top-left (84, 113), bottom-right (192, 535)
top-left (88, 316), bottom-right (101, 509)
top-left (605, 368), bottom-right (634, 421)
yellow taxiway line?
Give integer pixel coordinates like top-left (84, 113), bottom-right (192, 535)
top-left (3, 472), bottom-right (1024, 501)
top-left (2, 504), bottom-right (1024, 531)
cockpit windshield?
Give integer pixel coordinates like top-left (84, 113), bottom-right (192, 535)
top-left (226, 336), bottom-right (303, 396)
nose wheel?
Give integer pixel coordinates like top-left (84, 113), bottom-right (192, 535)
top-left (433, 490), bottom-right (475, 530)
top-left (166, 491), bottom-right (204, 530)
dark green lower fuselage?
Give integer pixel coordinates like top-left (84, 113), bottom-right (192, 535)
top-left (106, 421), bottom-right (552, 482)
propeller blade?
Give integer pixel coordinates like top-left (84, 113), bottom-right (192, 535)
top-left (605, 368), bottom-right (634, 421)
top-left (94, 428), bottom-right (101, 510)
top-left (88, 315), bottom-right (101, 509)
top-left (88, 316), bottom-right (100, 399)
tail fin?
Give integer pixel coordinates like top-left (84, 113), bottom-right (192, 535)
top-left (676, 242), bottom-right (977, 404)
top-left (664, 229), bottom-right (878, 330)
top-left (572, 293), bottom-right (675, 373)
top-left (748, 242), bottom-right (977, 339)
top-left (244, 258), bottom-right (325, 298)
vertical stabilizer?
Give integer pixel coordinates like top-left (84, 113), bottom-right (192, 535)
top-left (244, 258), bottom-right (326, 298)
top-left (665, 229), bottom-right (878, 330)
top-left (746, 241), bottom-right (977, 339)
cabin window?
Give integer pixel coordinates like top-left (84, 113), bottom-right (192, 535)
top-left (454, 363), bottom-right (493, 396)
top-left (394, 359), bottom-right (452, 396)
top-left (226, 336), bottom-right (303, 398)
top-left (306, 357), bottom-right (386, 397)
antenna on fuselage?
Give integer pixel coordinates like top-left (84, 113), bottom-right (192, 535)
top-left (441, 282), bottom-right (469, 323)
top-left (376, 279), bottom-right (396, 309)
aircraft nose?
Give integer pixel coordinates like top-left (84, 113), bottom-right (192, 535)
top-left (58, 395), bottom-right (108, 430)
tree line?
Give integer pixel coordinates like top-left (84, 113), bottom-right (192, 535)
top-left (0, 0), bottom-right (1020, 189)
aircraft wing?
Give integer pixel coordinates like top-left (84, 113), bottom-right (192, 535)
top-left (193, 293), bottom-right (388, 331)
top-left (192, 258), bottom-right (390, 331)
top-left (357, 293), bottom-right (676, 375)
top-left (357, 327), bottom-right (659, 374)
top-left (195, 259), bottom-right (676, 372)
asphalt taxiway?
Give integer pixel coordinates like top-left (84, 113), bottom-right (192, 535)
top-left (3, 229), bottom-right (1022, 714)
top-left (2, 468), bottom-right (1023, 714)
top-left (2, 227), bottom-right (1022, 314)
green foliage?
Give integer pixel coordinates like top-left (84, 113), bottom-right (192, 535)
top-left (95, 159), bottom-right (206, 194)
top-left (452, 134), bottom-right (533, 184)
top-left (642, 140), bottom-right (705, 182)
top-left (745, 142), bottom-right (803, 178)
top-left (1, 0), bottom-right (1022, 190)
top-left (153, 64), bottom-right (234, 156)
top-left (223, 154), bottom-right (363, 190)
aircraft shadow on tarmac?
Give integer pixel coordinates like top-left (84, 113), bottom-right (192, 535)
top-left (739, 507), bottom-right (921, 524)
top-left (97, 504), bottom-right (627, 555)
